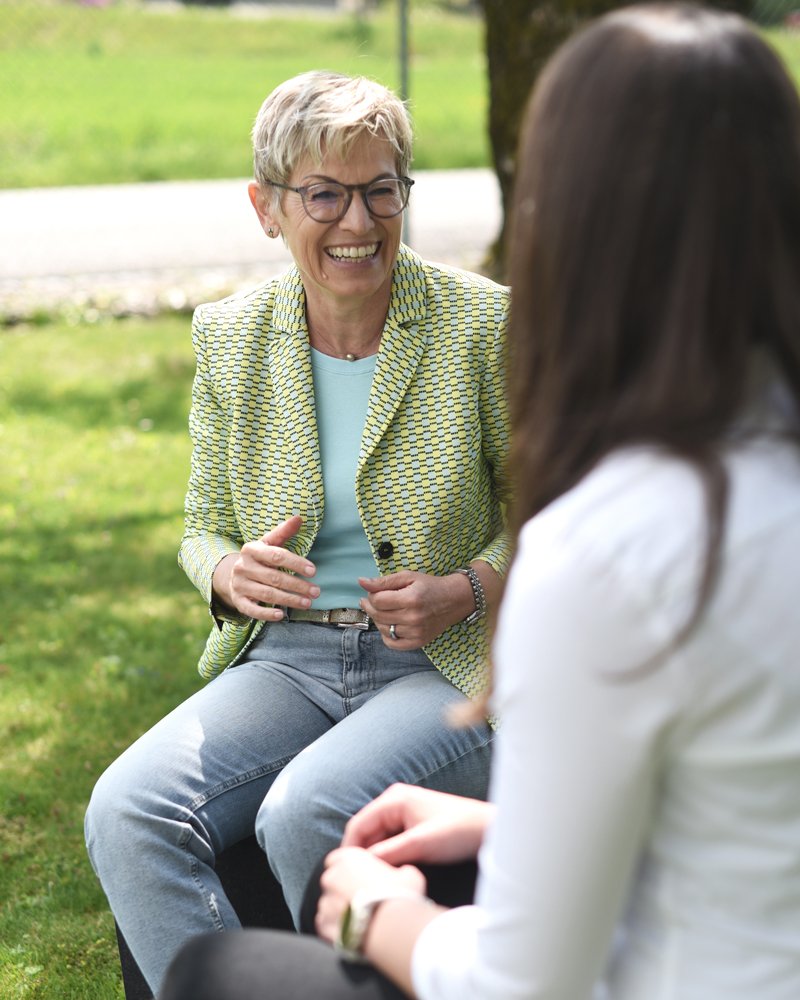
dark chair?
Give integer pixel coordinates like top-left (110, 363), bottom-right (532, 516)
top-left (116, 835), bottom-right (477, 1000)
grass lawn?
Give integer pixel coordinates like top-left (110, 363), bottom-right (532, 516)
top-left (768, 26), bottom-right (800, 79)
top-left (0, 2), bottom-right (798, 190)
top-left (0, 315), bottom-right (208, 998)
top-left (0, 0), bottom-right (488, 188)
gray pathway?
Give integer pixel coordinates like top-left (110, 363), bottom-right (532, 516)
top-left (0, 169), bottom-right (501, 322)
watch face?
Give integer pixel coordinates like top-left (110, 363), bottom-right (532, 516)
top-left (339, 903), bottom-right (356, 950)
top-left (335, 900), bottom-right (371, 964)
top-left (337, 888), bottom-right (428, 963)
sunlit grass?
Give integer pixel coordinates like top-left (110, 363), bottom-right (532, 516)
top-left (1, 4), bottom-right (797, 190)
top-left (0, 316), bottom-right (208, 998)
top-left (0, 0), bottom-right (488, 188)
top-left (768, 26), bottom-right (800, 79)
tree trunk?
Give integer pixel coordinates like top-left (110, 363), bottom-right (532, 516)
top-left (478, 0), bottom-right (753, 281)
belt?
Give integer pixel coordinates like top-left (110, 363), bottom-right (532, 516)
top-left (284, 607), bottom-right (375, 630)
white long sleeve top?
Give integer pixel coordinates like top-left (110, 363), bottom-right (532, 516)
top-left (412, 433), bottom-right (800, 999)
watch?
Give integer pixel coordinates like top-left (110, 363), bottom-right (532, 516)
top-left (456, 565), bottom-right (487, 625)
top-left (335, 887), bottom-right (424, 963)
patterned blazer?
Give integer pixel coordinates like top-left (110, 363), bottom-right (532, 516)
top-left (179, 244), bottom-right (512, 700)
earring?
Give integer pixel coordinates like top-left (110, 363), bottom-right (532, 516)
top-left (268, 227), bottom-right (274, 238)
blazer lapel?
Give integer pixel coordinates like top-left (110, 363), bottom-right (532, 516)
top-left (237, 268), bottom-right (324, 550)
top-left (236, 251), bottom-right (428, 543)
top-left (358, 246), bottom-right (429, 472)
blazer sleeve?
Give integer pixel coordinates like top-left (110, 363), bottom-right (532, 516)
top-left (474, 288), bottom-right (513, 575)
top-left (177, 305), bottom-right (244, 605)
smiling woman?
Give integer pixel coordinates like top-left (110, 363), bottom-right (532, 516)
top-left (83, 70), bottom-right (511, 996)
top-left (246, 72), bottom-right (416, 353)
top-left (249, 135), bottom-right (407, 351)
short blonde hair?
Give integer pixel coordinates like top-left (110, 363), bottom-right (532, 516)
top-left (251, 71), bottom-right (413, 206)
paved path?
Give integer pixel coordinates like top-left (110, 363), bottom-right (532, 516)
top-left (0, 169), bottom-right (501, 322)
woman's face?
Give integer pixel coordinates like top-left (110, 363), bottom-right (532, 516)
top-left (250, 135), bottom-right (404, 316)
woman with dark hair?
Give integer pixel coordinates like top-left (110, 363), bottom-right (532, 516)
top-left (161, 5), bottom-right (800, 997)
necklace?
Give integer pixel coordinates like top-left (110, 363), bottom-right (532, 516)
top-left (310, 325), bottom-right (383, 362)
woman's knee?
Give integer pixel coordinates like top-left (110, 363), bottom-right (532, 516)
top-left (418, 730), bottom-right (494, 801)
top-left (85, 759), bottom-right (132, 873)
top-left (256, 717), bottom-right (494, 861)
top-left (256, 754), bottom-right (360, 885)
top-left (256, 756), bottom-right (326, 856)
top-left (161, 934), bottom-right (222, 1000)
top-left (84, 747), bottom-right (176, 872)
top-left (162, 929), bottom-right (405, 1000)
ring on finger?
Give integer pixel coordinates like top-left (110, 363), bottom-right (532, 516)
top-left (389, 623), bottom-right (399, 641)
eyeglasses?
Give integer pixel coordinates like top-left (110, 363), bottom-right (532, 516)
top-left (266, 176), bottom-right (414, 223)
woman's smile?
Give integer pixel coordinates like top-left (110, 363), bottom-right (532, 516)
top-left (324, 242), bottom-right (381, 261)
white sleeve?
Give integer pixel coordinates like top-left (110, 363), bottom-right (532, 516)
top-left (411, 519), bottom-right (682, 1000)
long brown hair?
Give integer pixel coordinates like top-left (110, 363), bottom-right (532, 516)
top-left (507, 3), bottom-right (800, 621)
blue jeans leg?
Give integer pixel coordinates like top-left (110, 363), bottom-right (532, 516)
top-left (84, 622), bottom-right (492, 995)
top-left (85, 652), bottom-right (332, 993)
top-left (257, 632), bottom-right (493, 924)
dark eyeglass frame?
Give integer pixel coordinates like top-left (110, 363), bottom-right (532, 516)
top-left (265, 175), bottom-right (414, 222)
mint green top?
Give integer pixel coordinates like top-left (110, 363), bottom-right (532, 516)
top-left (306, 348), bottom-right (381, 608)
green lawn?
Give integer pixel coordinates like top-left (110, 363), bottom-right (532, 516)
top-left (0, 316), bottom-right (207, 998)
top-left (1, 2), bottom-right (798, 190)
top-left (0, 0), bottom-right (488, 188)
top-left (768, 25), bottom-right (800, 79)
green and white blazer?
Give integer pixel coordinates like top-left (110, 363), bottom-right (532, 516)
top-left (179, 244), bottom-right (512, 700)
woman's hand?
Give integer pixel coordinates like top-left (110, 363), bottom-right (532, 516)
top-left (315, 846), bottom-right (427, 946)
top-left (359, 570), bottom-right (476, 648)
top-left (212, 515), bottom-right (319, 621)
top-left (342, 783), bottom-right (493, 866)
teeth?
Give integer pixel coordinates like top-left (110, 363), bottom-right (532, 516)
top-left (326, 243), bottom-right (378, 259)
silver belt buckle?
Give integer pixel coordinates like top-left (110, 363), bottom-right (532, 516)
top-left (337, 611), bottom-right (371, 630)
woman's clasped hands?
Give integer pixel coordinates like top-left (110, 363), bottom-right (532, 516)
top-left (213, 514), bottom-right (484, 649)
top-left (316, 783), bottom-right (494, 946)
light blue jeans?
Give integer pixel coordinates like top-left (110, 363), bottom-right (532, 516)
top-left (85, 621), bottom-right (492, 995)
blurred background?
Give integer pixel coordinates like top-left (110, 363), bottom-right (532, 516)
top-left (0, 0), bottom-right (496, 324)
top-left (1, 1), bottom-right (798, 997)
